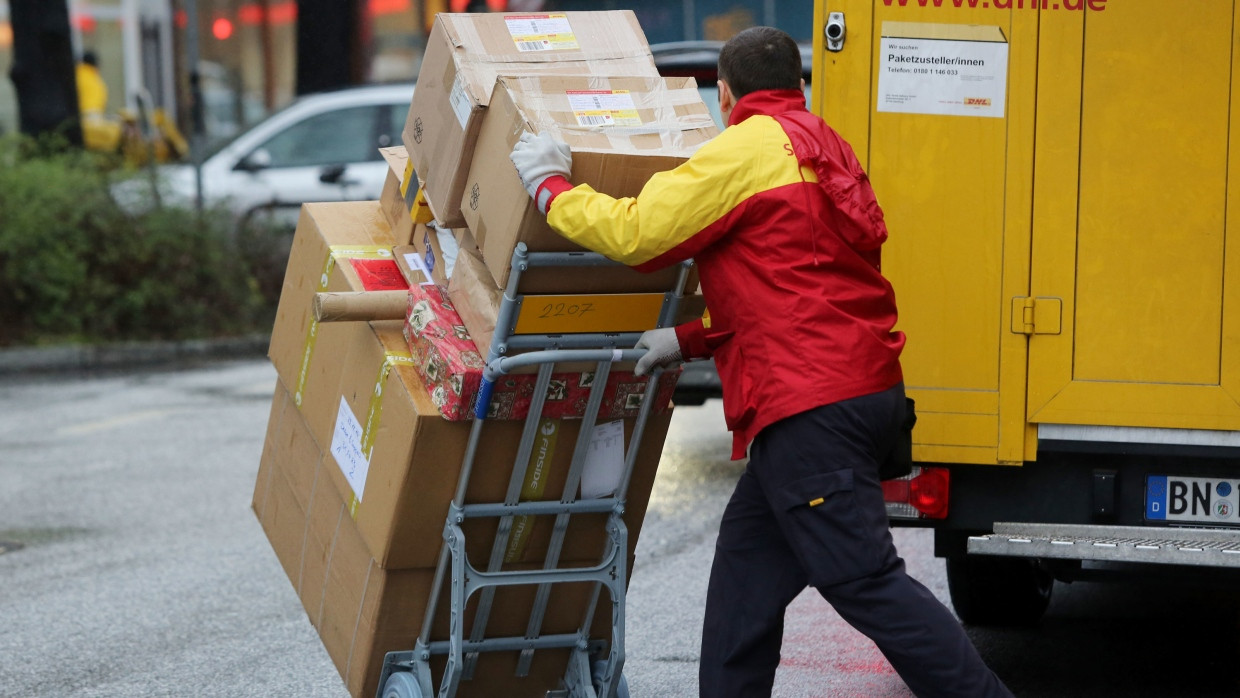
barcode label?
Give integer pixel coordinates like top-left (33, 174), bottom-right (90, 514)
top-left (566, 90), bottom-right (642, 127)
top-left (506, 14), bottom-right (578, 51)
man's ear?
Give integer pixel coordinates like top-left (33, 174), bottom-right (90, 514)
top-left (718, 80), bottom-right (735, 116)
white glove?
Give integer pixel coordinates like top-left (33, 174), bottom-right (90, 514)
top-left (509, 131), bottom-right (572, 214)
top-left (634, 327), bottom-right (683, 377)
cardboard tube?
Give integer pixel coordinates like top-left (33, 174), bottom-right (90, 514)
top-left (313, 291), bottom-right (408, 322)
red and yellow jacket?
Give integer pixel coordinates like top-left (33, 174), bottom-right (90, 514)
top-left (541, 89), bottom-right (905, 459)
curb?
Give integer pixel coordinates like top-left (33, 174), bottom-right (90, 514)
top-left (0, 333), bottom-right (271, 376)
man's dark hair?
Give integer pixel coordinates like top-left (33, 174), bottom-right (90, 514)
top-left (81, 50), bottom-right (98, 67)
top-left (717, 27), bottom-right (802, 99)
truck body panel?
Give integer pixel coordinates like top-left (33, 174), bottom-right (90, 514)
top-left (813, 0), bottom-right (1240, 465)
top-left (811, 2), bottom-right (1240, 620)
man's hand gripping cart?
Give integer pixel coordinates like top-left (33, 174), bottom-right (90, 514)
top-left (377, 243), bottom-right (695, 698)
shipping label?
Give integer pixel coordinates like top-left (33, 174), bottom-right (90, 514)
top-left (505, 13), bottom-right (579, 52)
top-left (566, 90), bottom-right (642, 127)
top-left (449, 73), bottom-right (472, 129)
top-left (402, 251), bottom-right (435, 286)
top-left (331, 397), bottom-right (369, 507)
top-left (581, 420), bottom-right (625, 499)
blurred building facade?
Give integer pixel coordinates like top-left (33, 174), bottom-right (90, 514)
top-left (0, 0), bottom-right (810, 148)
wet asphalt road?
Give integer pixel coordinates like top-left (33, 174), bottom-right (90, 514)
top-left (1, 358), bottom-right (1238, 697)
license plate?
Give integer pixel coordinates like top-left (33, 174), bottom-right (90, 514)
top-left (1146, 475), bottom-right (1240, 524)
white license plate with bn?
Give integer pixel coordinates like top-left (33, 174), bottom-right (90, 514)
top-left (1146, 475), bottom-right (1240, 524)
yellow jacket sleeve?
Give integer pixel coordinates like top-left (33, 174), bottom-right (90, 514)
top-left (545, 117), bottom-right (801, 270)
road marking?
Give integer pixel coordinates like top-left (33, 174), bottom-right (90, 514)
top-left (57, 408), bottom-right (183, 436)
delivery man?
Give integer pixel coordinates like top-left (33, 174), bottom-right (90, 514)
top-left (509, 26), bottom-right (1014, 698)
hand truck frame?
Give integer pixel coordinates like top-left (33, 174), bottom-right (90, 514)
top-left (377, 243), bottom-right (694, 698)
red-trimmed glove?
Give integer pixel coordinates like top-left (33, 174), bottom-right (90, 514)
top-left (509, 131), bottom-right (572, 215)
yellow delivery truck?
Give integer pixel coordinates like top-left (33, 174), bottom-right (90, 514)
top-left (811, 0), bottom-right (1240, 624)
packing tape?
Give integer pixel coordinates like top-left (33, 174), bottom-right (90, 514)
top-left (411, 188), bottom-right (434, 225)
top-left (298, 457), bottom-right (326, 600)
top-left (451, 12), bottom-right (652, 66)
top-left (398, 155), bottom-right (434, 224)
top-left (317, 502), bottom-right (347, 629)
top-left (510, 79), bottom-right (710, 110)
top-left (344, 557), bottom-right (376, 684)
top-left (500, 80), bottom-right (716, 154)
top-left (294, 245), bottom-right (397, 408)
top-left (504, 418), bottom-right (561, 563)
top-left (360, 352), bottom-right (416, 464)
top-left (400, 158), bottom-right (415, 198)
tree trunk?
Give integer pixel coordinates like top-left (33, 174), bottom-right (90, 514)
top-left (296, 0), bottom-right (358, 95)
top-left (8, 0), bottom-right (82, 144)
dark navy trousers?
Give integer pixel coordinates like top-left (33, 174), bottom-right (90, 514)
top-left (699, 384), bottom-right (1013, 698)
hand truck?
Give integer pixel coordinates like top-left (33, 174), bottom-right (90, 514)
top-left (376, 243), bottom-right (694, 698)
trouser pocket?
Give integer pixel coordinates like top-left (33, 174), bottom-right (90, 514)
top-left (772, 468), bottom-right (885, 588)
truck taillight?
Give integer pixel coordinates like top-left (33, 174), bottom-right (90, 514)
top-left (882, 466), bottom-right (950, 520)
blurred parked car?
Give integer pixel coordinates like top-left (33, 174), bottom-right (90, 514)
top-left (652, 41), bottom-right (813, 130)
top-left (650, 42), bottom-right (813, 404)
top-left (120, 83), bottom-right (414, 229)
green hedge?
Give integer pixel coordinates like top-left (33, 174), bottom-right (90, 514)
top-left (0, 136), bottom-right (283, 347)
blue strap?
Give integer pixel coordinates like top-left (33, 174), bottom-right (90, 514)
top-left (474, 377), bottom-right (496, 420)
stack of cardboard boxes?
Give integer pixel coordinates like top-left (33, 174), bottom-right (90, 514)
top-left (252, 10), bottom-right (718, 698)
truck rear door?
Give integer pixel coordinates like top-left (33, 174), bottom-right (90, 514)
top-left (814, 1), bottom-right (1037, 465)
top-left (1026, 1), bottom-right (1240, 436)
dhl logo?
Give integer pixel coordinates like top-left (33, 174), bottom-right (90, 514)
top-left (965, 97), bottom-right (992, 106)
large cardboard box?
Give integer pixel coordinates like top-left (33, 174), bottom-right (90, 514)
top-left (252, 383), bottom-right (621, 698)
top-left (269, 201), bottom-right (408, 438)
top-left (462, 74), bottom-right (717, 290)
top-left (403, 11), bottom-right (659, 227)
top-left (270, 200), bottom-right (675, 571)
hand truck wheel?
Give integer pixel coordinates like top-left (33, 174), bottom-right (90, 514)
top-left (381, 671), bottom-right (424, 698)
top-left (591, 660), bottom-right (631, 698)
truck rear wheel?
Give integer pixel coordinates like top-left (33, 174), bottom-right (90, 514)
top-left (946, 555), bottom-right (1053, 626)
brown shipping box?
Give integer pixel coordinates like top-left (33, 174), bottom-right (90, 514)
top-left (403, 11), bottom-right (659, 228)
top-left (378, 146), bottom-right (417, 245)
top-left (252, 382), bottom-right (620, 698)
top-left (321, 320), bottom-right (673, 569)
top-left (463, 74), bottom-right (717, 290)
top-left (448, 242), bottom-right (709, 356)
top-left (268, 201), bottom-right (408, 447)
top-left (267, 200), bottom-right (672, 570)
top-left (379, 145), bottom-right (437, 246)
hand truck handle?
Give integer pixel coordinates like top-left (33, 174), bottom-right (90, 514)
top-left (473, 348), bottom-right (649, 420)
